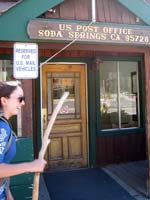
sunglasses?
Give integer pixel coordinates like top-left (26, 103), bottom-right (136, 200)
top-left (18, 96), bottom-right (25, 103)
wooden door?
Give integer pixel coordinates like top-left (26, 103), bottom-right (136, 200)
top-left (41, 64), bottom-right (88, 169)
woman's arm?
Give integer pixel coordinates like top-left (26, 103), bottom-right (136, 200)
top-left (0, 159), bottom-right (46, 178)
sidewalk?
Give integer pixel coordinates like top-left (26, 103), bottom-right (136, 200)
top-left (43, 168), bottom-right (137, 200)
top-left (39, 174), bottom-right (51, 200)
top-left (39, 166), bottom-right (149, 200)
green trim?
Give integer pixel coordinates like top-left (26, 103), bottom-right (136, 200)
top-left (11, 138), bottom-right (33, 200)
top-left (139, 59), bottom-right (145, 126)
top-left (95, 56), bottom-right (143, 61)
top-left (87, 61), bottom-right (97, 167)
top-left (117, 0), bottom-right (150, 25)
top-left (0, 0), bottom-right (64, 41)
top-left (1, 15), bottom-right (150, 42)
top-left (36, 64), bottom-right (42, 153)
top-left (98, 128), bottom-right (145, 136)
top-left (39, 57), bottom-right (91, 63)
top-left (11, 184), bottom-right (33, 200)
top-left (96, 56), bottom-right (145, 136)
top-left (0, 54), bottom-right (13, 60)
top-left (96, 62), bottom-right (101, 136)
top-left (12, 138), bottom-right (33, 163)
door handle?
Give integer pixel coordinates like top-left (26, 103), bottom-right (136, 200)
top-left (42, 108), bottom-right (47, 128)
top-left (43, 114), bottom-right (46, 124)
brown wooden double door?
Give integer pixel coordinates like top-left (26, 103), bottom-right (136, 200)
top-left (41, 64), bottom-right (88, 169)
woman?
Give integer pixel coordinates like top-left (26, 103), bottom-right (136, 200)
top-left (0, 81), bottom-right (47, 200)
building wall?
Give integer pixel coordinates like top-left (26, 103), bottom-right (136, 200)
top-left (0, 0), bottom-right (147, 168)
top-left (0, 0), bottom-right (149, 199)
top-left (43, 0), bottom-right (144, 25)
top-left (0, 43), bottom-right (146, 167)
top-left (37, 0), bottom-right (146, 166)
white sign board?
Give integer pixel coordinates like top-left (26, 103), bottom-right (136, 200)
top-left (13, 43), bottom-right (38, 79)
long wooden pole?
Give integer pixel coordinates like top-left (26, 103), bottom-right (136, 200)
top-left (32, 91), bottom-right (69, 200)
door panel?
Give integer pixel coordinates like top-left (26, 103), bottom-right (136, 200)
top-left (42, 64), bottom-right (88, 169)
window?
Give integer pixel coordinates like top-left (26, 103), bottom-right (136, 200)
top-left (100, 61), bottom-right (140, 130)
top-left (47, 72), bottom-right (81, 120)
top-left (0, 60), bottom-right (22, 136)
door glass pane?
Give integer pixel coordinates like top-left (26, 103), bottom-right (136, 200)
top-left (119, 62), bottom-right (139, 128)
top-left (47, 72), bottom-right (81, 119)
top-left (100, 61), bottom-right (119, 129)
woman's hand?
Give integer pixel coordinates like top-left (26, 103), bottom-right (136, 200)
top-left (29, 159), bottom-right (47, 173)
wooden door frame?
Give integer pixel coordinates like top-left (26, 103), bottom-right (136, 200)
top-left (39, 62), bottom-right (89, 167)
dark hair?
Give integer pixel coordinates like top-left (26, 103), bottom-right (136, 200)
top-left (0, 81), bottom-right (22, 108)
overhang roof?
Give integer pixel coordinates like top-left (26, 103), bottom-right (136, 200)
top-left (1, 0), bottom-right (150, 25)
top-left (0, 1), bottom-right (22, 15)
top-left (0, 0), bottom-right (64, 41)
top-left (117, 0), bottom-right (150, 25)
